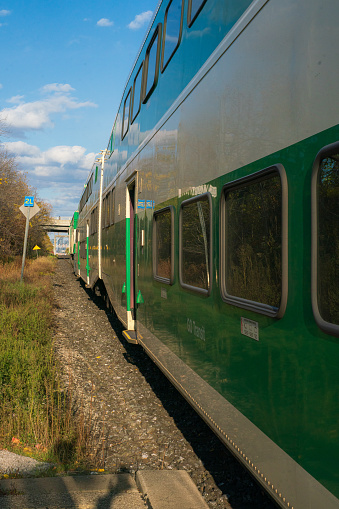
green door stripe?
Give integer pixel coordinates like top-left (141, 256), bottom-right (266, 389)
top-left (86, 236), bottom-right (90, 276)
top-left (77, 240), bottom-right (80, 269)
top-left (126, 217), bottom-right (131, 312)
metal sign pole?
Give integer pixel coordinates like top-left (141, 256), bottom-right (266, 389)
top-left (20, 207), bottom-right (31, 282)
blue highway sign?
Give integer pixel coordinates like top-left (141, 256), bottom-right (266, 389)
top-left (24, 196), bottom-right (34, 207)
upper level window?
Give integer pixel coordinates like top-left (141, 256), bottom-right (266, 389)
top-left (161, 0), bottom-right (183, 71)
top-left (143, 24), bottom-right (162, 103)
top-left (221, 167), bottom-right (287, 317)
top-left (187, 0), bottom-right (207, 26)
top-left (180, 194), bottom-right (211, 294)
top-left (131, 63), bottom-right (143, 123)
top-left (122, 89), bottom-right (131, 139)
top-left (153, 207), bottom-right (174, 284)
top-left (312, 146), bottom-right (339, 335)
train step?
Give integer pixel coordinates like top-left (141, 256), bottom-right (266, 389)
top-left (123, 330), bottom-right (138, 344)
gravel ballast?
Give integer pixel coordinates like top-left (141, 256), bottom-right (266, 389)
top-left (52, 258), bottom-right (277, 509)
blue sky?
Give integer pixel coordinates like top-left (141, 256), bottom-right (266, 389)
top-left (0, 0), bottom-right (159, 217)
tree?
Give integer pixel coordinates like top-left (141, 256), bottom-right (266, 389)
top-left (0, 120), bottom-right (53, 262)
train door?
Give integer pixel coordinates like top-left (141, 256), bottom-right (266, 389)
top-left (86, 220), bottom-right (90, 285)
top-left (123, 178), bottom-right (138, 343)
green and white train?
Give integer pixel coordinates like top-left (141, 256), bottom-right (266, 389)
top-left (69, 0), bottom-right (339, 507)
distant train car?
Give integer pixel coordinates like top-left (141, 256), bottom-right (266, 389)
top-left (68, 211), bottom-right (79, 260)
top-left (72, 0), bottom-right (339, 507)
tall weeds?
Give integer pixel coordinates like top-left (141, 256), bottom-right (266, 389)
top-left (0, 257), bottom-right (91, 470)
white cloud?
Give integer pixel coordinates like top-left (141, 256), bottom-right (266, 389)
top-left (0, 9), bottom-right (11, 16)
top-left (4, 141), bottom-right (40, 157)
top-left (4, 141), bottom-right (95, 174)
top-left (0, 84), bottom-right (97, 134)
top-left (128, 11), bottom-right (153, 30)
top-left (97, 18), bottom-right (113, 27)
top-left (41, 83), bottom-right (75, 94)
top-left (6, 95), bottom-right (24, 104)
top-left (0, 83), bottom-right (3, 89)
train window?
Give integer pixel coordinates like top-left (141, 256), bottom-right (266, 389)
top-left (312, 146), bottom-right (339, 336)
top-left (161, 0), bottom-right (183, 72)
top-left (110, 189), bottom-right (115, 225)
top-left (187, 0), bottom-right (207, 26)
top-left (143, 24), bottom-right (162, 103)
top-left (105, 191), bottom-right (111, 227)
top-left (221, 166), bottom-right (288, 317)
top-left (102, 197), bottom-right (107, 230)
top-left (179, 194), bottom-right (211, 294)
top-left (131, 63), bottom-right (143, 123)
top-left (122, 89), bottom-right (131, 139)
top-left (90, 208), bottom-right (97, 235)
top-left (153, 206), bottom-right (174, 284)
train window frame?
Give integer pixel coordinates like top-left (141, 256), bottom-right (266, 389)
top-left (220, 165), bottom-right (288, 318)
top-left (122, 88), bottom-right (131, 140)
top-left (102, 196), bottom-right (106, 230)
top-left (110, 188), bottom-right (115, 225)
top-left (131, 62), bottom-right (144, 124)
top-left (187, 0), bottom-right (208, 27)
top-left (311, 142), bottom-right (339, 337)
top-left (179, 193), bottom-right (212, 295)
top-left (142, 23), bottom-right (162, 104)
top-left (105, 191), bottom-right (111, 228)
top-left (161, 0), bottom-right (184, 73)
top-left (153, 206), bottom-right (175, 285)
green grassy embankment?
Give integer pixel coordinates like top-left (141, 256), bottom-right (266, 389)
top-left (0, 256), bottom-right (91, 475)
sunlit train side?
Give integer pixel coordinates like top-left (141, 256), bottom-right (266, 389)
top-left (72, 1), bottom-right (339, 508)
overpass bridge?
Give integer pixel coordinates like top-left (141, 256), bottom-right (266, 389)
top-left (41, 217), bottom-right (71, 233)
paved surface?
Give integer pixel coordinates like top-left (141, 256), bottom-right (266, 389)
top-left (0, 471), bottom-right (209, 509)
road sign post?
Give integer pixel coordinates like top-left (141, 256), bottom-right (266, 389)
top-left (33, 245), bottom-right (41, 258)
top-left (19, 197), bottom-right (40, 282)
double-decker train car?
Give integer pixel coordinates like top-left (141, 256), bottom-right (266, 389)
top-left (71, 0), bottom-right (339, 507)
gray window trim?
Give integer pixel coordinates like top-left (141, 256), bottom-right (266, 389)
top-left (179, 193), bottom-right (212, 296)
top-left (142, 23), bottom-right (162, 104)
top-left (153, 205), bottom-right (175, 285)
top-left (187, 0), bottom-right (208, 27)
top-left (122, 88), bottom-right (131, 140)
top-left (131, 62), bottom-right (143, 124)
top-left (311, 142), bottom-right (339, 337)
top-left (220, 165), bottom-right (288, 318)
top-left (161, 0), bottom-right (184, 73)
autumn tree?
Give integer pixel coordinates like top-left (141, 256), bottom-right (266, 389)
top-left (0, 121), bottom-right (53, 262)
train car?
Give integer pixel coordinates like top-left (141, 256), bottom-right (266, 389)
top-left (68, 211), bottom-right (79, 260)
top-left (73, 0), bottom-right (339, 507)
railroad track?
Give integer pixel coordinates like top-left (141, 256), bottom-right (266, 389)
top-left (53, 258), bottom-right (277, 509)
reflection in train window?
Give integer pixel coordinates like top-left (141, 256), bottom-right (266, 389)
top-left (105, 191), bottom-right (111, 227)
top-left (180, 194), bottom-right (211, 293)
top-left (102, 196), bottom-right (107, 230)
top-left (187, 0), bottom-right (207, 26)
top-left (162, 0), bottom-right (183, 71)
top-left (131, 63), bottom-right (143, 123)
top-left (122, 89), bottom-right (131, 139)
top-left (143, 24), bottom-right (161, 103)
top-left (224, 172), bottom-right (282, 310)
top-left (316, 155), bottom-right (339, 327)
top-left (110, 189), bottom-right (115, 225)
top-left (153, 207), bottom-right (173, 283)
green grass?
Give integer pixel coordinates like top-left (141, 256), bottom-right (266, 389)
top-left (0, 257), bottom-right (93, 475)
